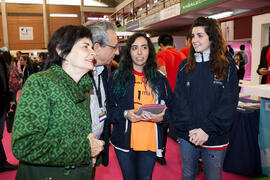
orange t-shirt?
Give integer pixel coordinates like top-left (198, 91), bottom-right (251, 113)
top-left (130, 70), bottom-right (156, 152)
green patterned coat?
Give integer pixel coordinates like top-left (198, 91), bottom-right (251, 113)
top-left (12, 65), bottom-right (93, 177)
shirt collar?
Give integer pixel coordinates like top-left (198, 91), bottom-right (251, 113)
top-left (93, 66), bottom-right (104, 76)
top-left (194, 48), bottom-right (210, 62)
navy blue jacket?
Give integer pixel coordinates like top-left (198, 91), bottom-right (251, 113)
top-left (108, 71), bottom-right (173, 152)
top-left (172, 56), bottom-right (239, 146)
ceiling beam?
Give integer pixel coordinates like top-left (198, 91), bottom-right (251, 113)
top-left (81, 6), bottom-right (115, 13)
top-left (98, 0), bottom-right (119, 7)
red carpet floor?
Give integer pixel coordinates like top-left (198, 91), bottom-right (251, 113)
top-left (1, 124), bottom-right (252, 180)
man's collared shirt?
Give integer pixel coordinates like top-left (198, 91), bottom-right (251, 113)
top-left (90, 66), bottom-right (106, 139)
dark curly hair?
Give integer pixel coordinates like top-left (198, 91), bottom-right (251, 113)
top-left (112, 33), bottom-right (159, 98)
top-left (187, 17), bottom-right (228, 81)
top-left (43, 25), bottom-right (92, 70)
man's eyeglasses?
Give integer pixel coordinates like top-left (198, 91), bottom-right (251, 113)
top-left (106, 44), bottom-right (119, 50)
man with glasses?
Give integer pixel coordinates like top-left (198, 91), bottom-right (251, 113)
top-left (85, 21), bottom-right (119, 179)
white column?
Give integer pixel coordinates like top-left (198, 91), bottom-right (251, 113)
top-left (1, 0), bottom-right (9, 49)
top-left (42, 0), bottom-right (49, 48)
top-left (251, 13), bottom-right (270, 84)
top-left (81, 0), bottom-right (85, 24)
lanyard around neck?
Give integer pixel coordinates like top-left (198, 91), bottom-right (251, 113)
top-left (91, 74), bottom-right (103, 108)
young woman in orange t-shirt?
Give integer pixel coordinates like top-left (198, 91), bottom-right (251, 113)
top-left (108, 33), bottom-right (173, 180)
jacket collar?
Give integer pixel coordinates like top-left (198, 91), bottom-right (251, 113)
top-left (194, 48), bottom-right (210, 63)
top-left (50, 65), bottom-right (93, 104)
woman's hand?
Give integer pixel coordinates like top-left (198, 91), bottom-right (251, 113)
top-left (141, 106), bottom-right (167, 123)
top-left (189, 128), bottom-right (209, 146)
top-left (126, 109), bottom-right (144, 123)
top-left (87, 133), bottom-right (105, 166)
top-left (259, 68), bottom-right (268, 75)
top-left (10, 101), bottom-right (16, 108)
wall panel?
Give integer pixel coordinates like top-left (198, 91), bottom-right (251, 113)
top-left (6, 3), bottom-right (42, 13)
top-left (2, 3), bottom-right (81, 50)
top-left (234, 16), bottom-right (252, 40)
top-left (47, 5), bottom-right (81, 37)
top-left (48, 4), bottom-right (80, 14)
top-left (7, 16), bottom-right (44, 50)
top-left (49, 17), bottom-right (81, 37)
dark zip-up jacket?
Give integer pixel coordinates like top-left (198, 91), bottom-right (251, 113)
top-left (172, 54), bottom-right (239, 146)
top-left (107, 71), bottom-right (173, 154)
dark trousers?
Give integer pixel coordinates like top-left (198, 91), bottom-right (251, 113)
top-left (114, 148), bottom-right (156, 180)
top-left (238, 68), bottom-right (245, 92)
top-left (0, 113), bottom-right (7, 164)
top-left (162, 125), bottom-right (168, 157)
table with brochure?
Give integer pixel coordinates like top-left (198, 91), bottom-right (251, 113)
top-left (242, 84), bottom-right (270, 177)
top-left (223, 98), bottom-right (262, 177)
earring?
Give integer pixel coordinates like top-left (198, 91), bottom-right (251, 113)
top-left (64, 60), bottom-right (69, 65)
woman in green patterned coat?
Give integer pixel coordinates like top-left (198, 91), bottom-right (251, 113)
top-left (11, 25), bottom-right (105, 180)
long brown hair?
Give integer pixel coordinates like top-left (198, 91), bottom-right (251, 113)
top-left (186, 17), bottom-right (228, 81)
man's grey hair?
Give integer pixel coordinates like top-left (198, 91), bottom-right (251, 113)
top-left (85, 21), bottom-right (116, 47)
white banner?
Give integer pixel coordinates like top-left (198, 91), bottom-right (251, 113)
top-left (19, 27), bottom-right (33, 40)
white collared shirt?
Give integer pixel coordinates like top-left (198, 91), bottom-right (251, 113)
top-left (90, 66), bottom-right (106, 139)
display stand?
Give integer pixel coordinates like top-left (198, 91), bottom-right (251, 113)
top-left (243, 84), bottom-right (270, 177)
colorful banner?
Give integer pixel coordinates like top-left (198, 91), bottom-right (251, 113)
top-left (180, 0), bottom-right (221, 14)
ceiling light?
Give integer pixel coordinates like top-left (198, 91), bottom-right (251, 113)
top-left (84, 0), bottom-right (108, 7)
top-left (208, 11), bottom-right (233, 19)
top-left (50, 14), bottom-right (78, 17)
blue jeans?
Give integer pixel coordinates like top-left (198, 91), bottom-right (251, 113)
top-left (177, 138), bottom-right (226, 180)
top-left (114, 148), bottom-right (156, 180)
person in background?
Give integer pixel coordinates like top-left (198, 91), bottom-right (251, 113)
top-left (0, 55), bottom-right (18, 173)
top-left (18, 55), bottom-right (34, 83)
top-left (257, 44), bottom-right (270, 84)
top-left (234, 51), bottom-right (245, 92)
top-left (172, 17), bottom-right (239, 180)
top-left (226, 45), bottom-right (234, 59)
top-left (108, 33), bottom-right (173, 180)
top-left (236, 44), bottom-right (248, 80)
top-left (85, 21), bottom-right (119, 180)
top-left (33, 52), bottom-right (48, 72)
top-left (16, 51), bottom-right (22, 60)
top-left (12, 25), bottom-right (104, 179)
top-left (156, 33), bottom-right (186, 165)
top-left (2, 51), bottom-right (20, 104)
top-left (239, 44), bottom-right (248, 65)
top-left (179, 32), bottom-right (192, 58)
top-left (16, 51), bottom-right (23, 75)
